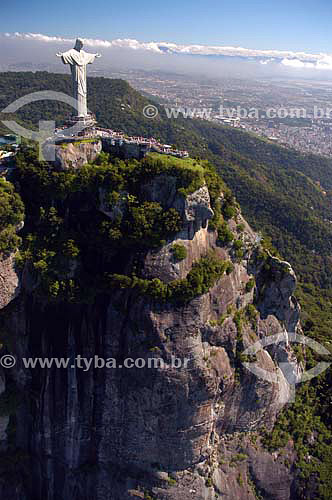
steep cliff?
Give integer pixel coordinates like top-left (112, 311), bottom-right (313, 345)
top-left (0, 150), bottom-right (301, 500)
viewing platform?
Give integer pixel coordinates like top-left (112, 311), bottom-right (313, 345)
top-left (54, 124), bottom-right (189, 160)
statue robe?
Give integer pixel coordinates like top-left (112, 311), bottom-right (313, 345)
top-left (61, 49), bottom-right (97, 117)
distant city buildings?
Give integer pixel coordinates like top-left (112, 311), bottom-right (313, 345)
top-left (124, 71), bottom-right (332, 159)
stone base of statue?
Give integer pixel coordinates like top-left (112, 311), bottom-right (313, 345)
top-left (51, 111), bottom-right (101, 169)
top-left (57, 113), bottom-right (97, 139)
top-left (65, 114), bottom-right (97, 136)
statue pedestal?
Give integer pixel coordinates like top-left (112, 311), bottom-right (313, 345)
top-left (65, 114), bottom-right (96, 126)
top-left (62, 114), bottom-right (97, 138)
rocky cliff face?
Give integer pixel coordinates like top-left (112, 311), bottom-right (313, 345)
top-left (54, 139), bottom-right (102, 169)
top-left (0, 253), bottom-right (20, 310)
top-left (0, 168), bottom-right (300, 500)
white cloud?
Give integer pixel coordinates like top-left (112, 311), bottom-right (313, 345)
top-left (314, 55), bottom-right (332, 70)
top-left (281, 58), bottom-right (315, 69)
top-left (260, 58), bottom-right (277, 65)
top-left (3, 32), bottom-right (332, 70)
top-left (3, 32), bottom-right (165, 53)
top-left (11, 32), bottom-right (73, 43)
top-left (281, 54), bottom-right (332, 70)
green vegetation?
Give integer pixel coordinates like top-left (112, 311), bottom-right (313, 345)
top-left (263, 381), bottom-right (332, 498)
top-left (237, 473), bottom-right (244, 487)
top-left (205, 477), bottom-right (213, 488)
top-left (233, 310), bottom-right (244, 336)
top-left (245, 304), bottom-right (258, 326)
top-left (231, 453), bottom-right (247, 464)
top-left (233, 239), bottom-right (244, 260)
top-left (171, 243), bottom-right (187, 261)
top-left (109, 251), bottom-right (230, 304)
top-left (0, 178), bottom-right (24, 256)
top-left (147, 152), bottom-right (202, 169)
top-left (216, 220), bottom-right (234, 245)
top-left (208, 192), bottom-right (238, 248)
top-left (60, 138), bottom-right (100, 149)
top-left (233, 240), bottom-right (243, 251)
top-left (13, 146), bottom-right (225, 303)
top-left (245, 278), bottom-right (255, 293)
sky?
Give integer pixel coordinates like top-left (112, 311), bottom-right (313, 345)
top-left (2, 0), bottom-right (332, 79)
top-left (3, 0), bottom-right (332, 52)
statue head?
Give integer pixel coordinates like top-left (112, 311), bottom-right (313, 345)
top-left (74, 38), bottom-right (84, 51)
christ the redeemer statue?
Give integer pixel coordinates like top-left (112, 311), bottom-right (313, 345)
top-left (56, 38), bottom-right (101, 118)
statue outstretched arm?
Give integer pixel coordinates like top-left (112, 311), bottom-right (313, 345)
top-left (86, 53), bottom-right (102, 64)
top-left (56, 52), bottom-right (70, 64)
